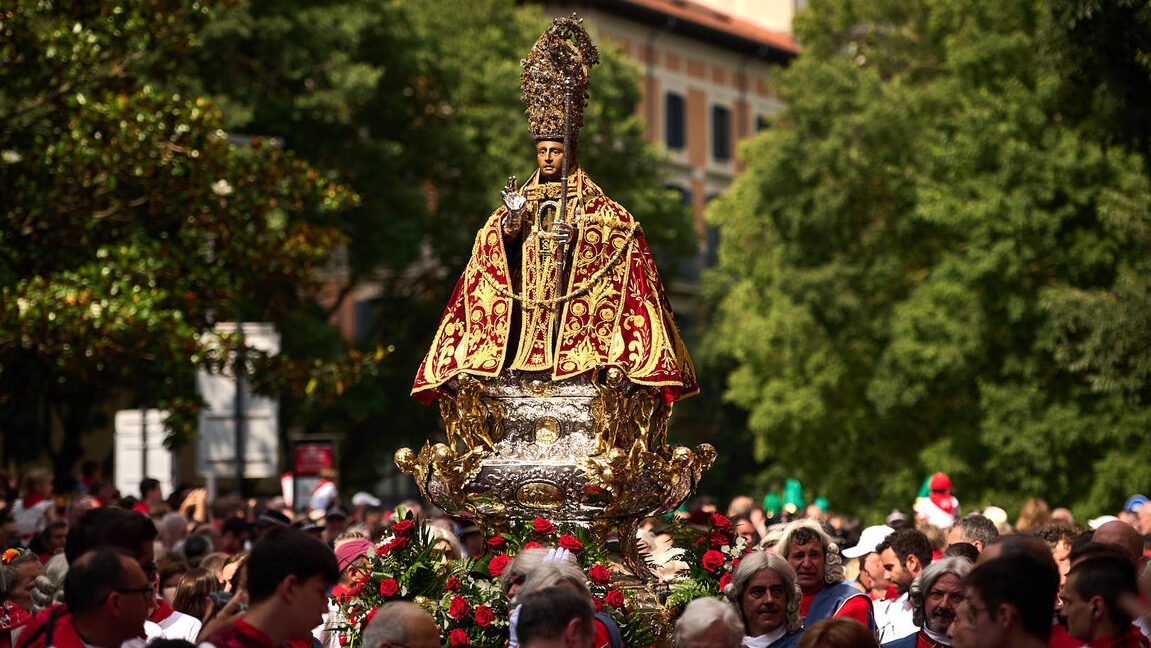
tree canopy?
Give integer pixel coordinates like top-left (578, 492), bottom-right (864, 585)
top-left (704, 0), bottom-right (1151, 519)
top-left (0, 1), bottom-right (366, 471)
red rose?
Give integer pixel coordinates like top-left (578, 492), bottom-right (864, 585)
top-left (524, 541), bottom-right (543, 550)
top-left (604, 589), bottom-right (625, 608)
top-left (712, 513), bottom-right (732, 530)
top-left (719, 572), bottom-right (732, 591)
top-left (594, 597), bottom-right (604, 612)
top-left (448, 629), bottom-right (468, 646)
top-left (701, 550), bottom-right (726, 572)
top-left (392, 519), bottom-right (414, 535)
top-left (532, 517), bottom-right (555, 535)
top-left (709, 532), bottom-right (731, 548)
top-left (474, 604), bottom-right (494, 627)
top-left (558, 534), bottom-right (583, 553)
top-left (448, 595), bottom-right (471, 620)
top-left (445, 575), bottom-right (460, 592)
top-left (588, 564), bottom-right (612, 586)
top-left (488, 553), bottom-right (510, 577)
top-left (378, 579), bottom-right (398, 597)
top-left (487, 535), bottom-right (507, 550)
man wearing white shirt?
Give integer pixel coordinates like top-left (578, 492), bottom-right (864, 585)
top-left (877, 528), bottom-right (934, 643)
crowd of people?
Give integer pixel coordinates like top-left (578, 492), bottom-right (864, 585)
top-left (0, 466), bottom-right (1148, 648)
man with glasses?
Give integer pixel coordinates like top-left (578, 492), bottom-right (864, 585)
top-left (947, 551), bottom-right (1058, 648)
top-left (16, 548), bottom-right (152, 648)
top-left (362, 601), bottom-right (441, 648)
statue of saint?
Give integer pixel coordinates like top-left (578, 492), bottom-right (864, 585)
top-left (412, 16), bottom-right (697, 406)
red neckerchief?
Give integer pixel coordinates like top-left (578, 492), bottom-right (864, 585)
top-left (22, 494), bottom-right (45, 508)
top-left (234, 619), bottom-right (276, 648)
top-left (929, 491), bottom-right (955, 514)
top-left (149, 598), bottom-right (175, 623)
top-left (0, 600), bottom-right (31, 632)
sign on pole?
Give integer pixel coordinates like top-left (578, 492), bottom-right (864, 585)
top-left (196, 322), bottom-right (280, 481)
top-left (113, 409), bottom-right (174, 498)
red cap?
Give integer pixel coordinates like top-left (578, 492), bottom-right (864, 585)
top-left (929, 472), bottom-right (952, 491)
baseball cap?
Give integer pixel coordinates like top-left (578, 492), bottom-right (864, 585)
top-left (352, 491), bottom-right (382, 508)
top-left (842, 525), bottom-right (894, 559)
top-left (1123, 494), bottom-right (1147, 513)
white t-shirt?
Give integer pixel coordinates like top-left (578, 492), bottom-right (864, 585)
top-left (876, 592), bottom-right (917, 644)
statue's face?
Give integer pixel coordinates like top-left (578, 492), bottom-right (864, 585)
top-left (536, 140), bottom-right (566, 181)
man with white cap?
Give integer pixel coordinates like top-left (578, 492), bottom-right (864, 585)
top-left (845, 525), bottom-right (897, 631)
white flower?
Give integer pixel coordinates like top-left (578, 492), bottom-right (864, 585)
top-left (1, 150), bottom-right (21, 164)
top-left (211, 179), bottom-right (233, 196)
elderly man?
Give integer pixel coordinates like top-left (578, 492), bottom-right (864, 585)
top-left (361, 601), bottom-right (440, 648)
top-left (516, 586), bottom-right (597, 648)
top-left (1092, 520), bottom-right (1145, 567)
top-left (946, 515), bottom-right (999, 554)
top-left (777, 520), bottom-right (875, 633)
top-left (724, 550), bottom-right (805, 647)
top-left (877, 528), bottom-right (934, 643)
top-left (673, 598), bottom-right (743, 648)
top-left (881, 557), bottom-right (971, 648)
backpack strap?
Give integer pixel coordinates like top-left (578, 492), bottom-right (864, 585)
top-left (16, 607), bottom-right (60, 648)
top-left (594, 612), bottom-right (624, 648)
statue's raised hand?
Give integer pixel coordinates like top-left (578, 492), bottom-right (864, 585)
top-left (500, 176), bottom-right (526, 236)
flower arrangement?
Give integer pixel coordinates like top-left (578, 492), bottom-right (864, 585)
top-left (332, 512), bottom-right (741, 648)
top-left (661, 513), bottom-right (748, 616)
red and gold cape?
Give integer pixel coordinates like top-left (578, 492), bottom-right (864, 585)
top-left (412, 169), bottom-right (698, 404)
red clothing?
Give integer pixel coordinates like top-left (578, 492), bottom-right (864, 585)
top-left (205, 619), bottom-right (276, 648)
top-left (799, 588), bottom-right (872, 627)
top-left (594, 620), bottom-right (611, 648)
top-left (204, 619), bottom-right (312, 648)
top-left (149, 598), bottom-right (175, 624)
top-left (1, 600), bottom-right (32, 648)
top-left (132, 502), bottom-right (150, 515)
top-left (908, 631), bottom-right (943, 648)
top-left (1050, 624), bottom-right (1084, 648)
top-left (1086, 627), bottom-right (1151, 648)
top-left (13, 604), bottom-right (84, 648)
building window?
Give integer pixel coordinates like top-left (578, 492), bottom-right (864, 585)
top-left (666, 92), bottom-right (685, 150)
top-left (712, 105), bottom-right (731, 161)
top-left (757, 114), bottom-right (772, 132)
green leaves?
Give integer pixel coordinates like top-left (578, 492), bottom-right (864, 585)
top-left (0, 0), bottom-right (363, 458)
top-left (706, 0), bottom-right (1151, 518)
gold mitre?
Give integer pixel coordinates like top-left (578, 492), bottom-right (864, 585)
top-left (521, 14), bottom-right (600, 141)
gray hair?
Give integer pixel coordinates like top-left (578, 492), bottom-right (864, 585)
top-left (723, 551), bottom-right (803, 634)
top-left (30, 554), bottom-right (68, 612)
top-left (425, 525), bottom-right (461, 560)
top-left (775, 519), bottom-right (846, 585)
top-left (363, 601), bottom-right (433, 648)
top-left (2, 548), bottom-right (40, 594)
top-left (500, 547), bottom-right (549, 597)
top-left (516, 560), bottom-right (590, 605)
top-left (910, 557), bottom-right (972, 627)
top-left (674, 597), bottom-right (743, 648)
